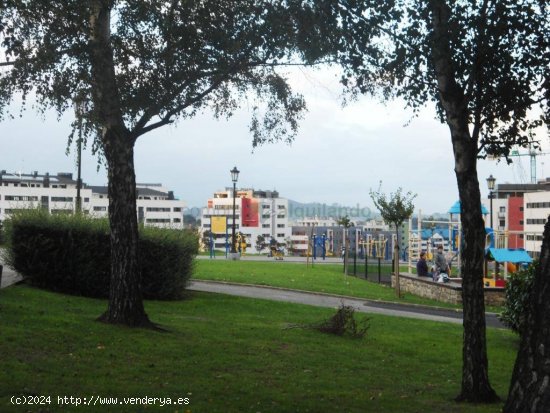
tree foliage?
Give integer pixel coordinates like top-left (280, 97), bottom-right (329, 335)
top-left (369, 184), bottom-right (416, 235)
top-left (0, 0), bottom-right (351, 326)
top-left (336, 215), bottom-right (353, 228)
top-left (255, 235), bottom-right (267, 253)
top-left (0, 0), bottom-right (350, 148)
top-left (338, 0), bottom-right (548, 403)
top-left (337, 0), bottom-right (549, 158)
top-left (498, 262), bottom-right (537, 335)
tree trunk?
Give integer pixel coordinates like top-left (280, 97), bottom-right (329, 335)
top-left (504, 219), bottom-right (550, 413)
top-left (428, 0), bottom-right (497, 402)
top-left (89, 0), bottom-right (151, 327)
top-left (97, 135), bottom-right (151, 327)
top-left (395, 225), bottom-right (400, 298)
top-left (453, 138), bottom-right (497, 402)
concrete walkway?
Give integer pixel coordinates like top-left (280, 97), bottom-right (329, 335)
top-left (0, 254), bottom-right (22, 288)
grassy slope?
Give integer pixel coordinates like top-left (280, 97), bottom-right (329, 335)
top-left (0, 285), bottom-right (515, 413)
top-left (193, 259), bottom-right (467, 309)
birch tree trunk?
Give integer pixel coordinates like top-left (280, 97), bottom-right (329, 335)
top-left (429, 0), bottom-right (497, 402)
top-left (504, 219), bottom-right (550, 412)
top-left (89, 0), bottom-right (151, 327)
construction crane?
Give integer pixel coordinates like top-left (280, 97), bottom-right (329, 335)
top-left (508, 146), bottom-right (550, 184)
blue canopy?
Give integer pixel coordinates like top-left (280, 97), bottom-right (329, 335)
top-left (448, 200), bottom-right (489, 215)
top-left (487, 248), bottom-right (532, 264)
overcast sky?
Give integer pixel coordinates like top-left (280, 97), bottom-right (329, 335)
top-left (1, 67), bottom-right (548, 216)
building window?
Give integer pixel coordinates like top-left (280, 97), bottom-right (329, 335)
top-left (51, 197), bottom-right (74, 202)
top-left (146, 207), bottom-right (171, 212)
top-left (277, 233), bottom-right (285, 238)
top-left (173, 218), bottom-right (181, 223)
top-left (262, 205), bottom-right (270, 209)
top-left (519, 207), bottom-right (524, 212)
top-left (93, 206), bottom-right (107, 211)
top-left (214, 205), bottom-right (239, 210)
top-left (51, 209), bottom-right (72, 215)
top-left (5, 195), bottom-right (39, 201)
top-left (262, 214), bottom-right (270, 219)
top-left (526, 218), bottom-right (547, 225)
top-left (277, 214), bottom-right (285, 219)
top-left (145, 218), bottom-right (171, 223)
top-left (173, 207), bottom-right (182, 212)
top-left (526, 202), bottom-right (550, 208)
top-left (262, 224), bottom-right (270, 228)
top-left (519, 220), bottom-right (524, 225)
top-left (277, 224), bottom-right (285, 228)
top-left (84, 198), bottom-right (90, 203)
top-left (277, 205), bottom-right (285, 209)
top-left (499, 206), bottom-right (506, 212)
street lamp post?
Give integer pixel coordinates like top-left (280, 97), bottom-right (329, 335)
top-left (230, 166), bottom-right (240, 257)
top-left (73, 95), bottom-right (85, 213)
top-left (486, 174), bottom-right (496, 229)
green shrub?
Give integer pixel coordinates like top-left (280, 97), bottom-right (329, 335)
top-left (3, 209), bottom-right (198, 300)
top-left (139, 226), bottom-right (199, 300)
top-left (498, 262), bottom-right (537, 334)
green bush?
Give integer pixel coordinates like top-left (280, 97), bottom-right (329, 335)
top-left (3, 209), bottom-right (198, 300)
top-left (498, 262), bottom-right (537, 334)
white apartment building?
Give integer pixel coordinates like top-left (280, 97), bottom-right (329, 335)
top-left (0, 170), bottom-right (186, 229)
top-left (481, 178), bottom-right (550, 258)
top-left (293, 216), bottom-right (338, 227)
top-left (201, 188), bottom-right (291, 251)
top-left (524, 191), bottom-right (550, 256)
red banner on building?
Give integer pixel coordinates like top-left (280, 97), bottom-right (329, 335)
top-left (242, 198), bottom-right (259, 227)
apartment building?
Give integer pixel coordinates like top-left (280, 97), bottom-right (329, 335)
top-left (524, 191), bottom-right (550, 256)
top-left (0, 170), bottom-right (186, 229)
top-left (201, 188), bottom-right (291, 251)
top-left (482, 177), bottom-right (550, 258)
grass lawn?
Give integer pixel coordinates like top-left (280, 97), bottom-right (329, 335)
top-left (0, 285), bottom-right (516, 413)
top-left (193, 259), bottom-right (472, 310)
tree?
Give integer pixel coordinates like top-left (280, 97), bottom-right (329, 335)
top-left (337, 215), bottom-right (353, 273)
top-left (0, 1), bottom-right (345, 327)
top-left (183, 215), bottom-right (198, 229)
top-left (370, 185), bottom-right (416, 297)
top-left (504, 220), bottom-right (550, 413)
top-left (335, 0), bottom-right (548, 402)
top-left (255, 235), bottom-right (267, 253)
top-left (336, 215), bottom-right (353, 228)
top-left (201, 230), bottom-right (213, 253)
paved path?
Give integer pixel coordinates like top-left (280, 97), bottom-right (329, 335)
top-left (189, 280), bottom-right (506, 329)
top-left (0, 253), bottom-right (504, 329)
top-left (0, 254), bottom-right (22, 289)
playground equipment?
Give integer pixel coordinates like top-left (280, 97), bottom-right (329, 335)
top-left (409, 204), bottom-right (541, 281)
top-left (358, 236), bottom-right (389, 282)
top-left (408, 209), bottom-right (462, 276)
top-left (484, 247), bottom-right (532, 287)
top-left (271, 245), bottom-right (284, 260)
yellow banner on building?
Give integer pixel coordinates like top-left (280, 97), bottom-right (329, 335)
top-left (211, 216), bottom-right (227, 234)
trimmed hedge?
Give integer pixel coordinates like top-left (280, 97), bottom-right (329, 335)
top-left (2, 209), bottom-right (198, 300)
